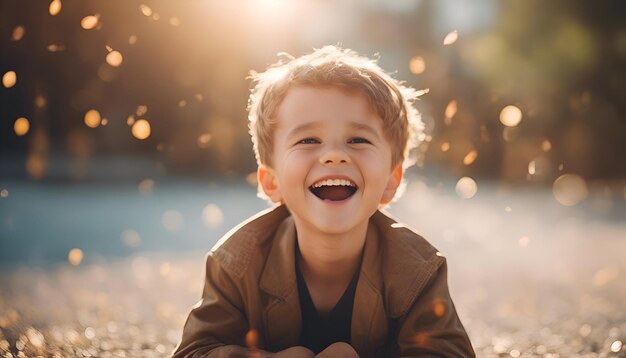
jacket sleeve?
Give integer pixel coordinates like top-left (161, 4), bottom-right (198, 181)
top-left (394, 259), bottom-right (475, 358)
top-left (172, 253), bottom-right (253, 358)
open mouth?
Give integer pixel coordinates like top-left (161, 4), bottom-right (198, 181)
top-left (309, 178), bottom-right (358, 202)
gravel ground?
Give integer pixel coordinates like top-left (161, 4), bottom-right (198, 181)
top-left (1, 179), bottom-right (625, 357)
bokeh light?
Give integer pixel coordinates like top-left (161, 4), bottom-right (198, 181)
top-left (26, 154), bottom-right (47, 179)
top-left (444, 100), bottom-right (457, 124)
top-left (80, 15), bottom-right (99, 30)
top-left (162, 210), bottom-right (183, 232)
top-left (499, 105), bottom-right (523, 127)
top-left (202, 204), bottom-right (224, 228)
top-left (553, 174), bottom-right (588, 206)
top-left (0, 189), bottom-right (8, 198)
top-left (409, 56), bottom-right (426, 75)
top-left (443, 30), bottom-right (459, 45)
top-left (12, 25), bottom-right (25, 41)
top-left (68, 248), bottom-right (83, 265)
top-left (131, 119), bottom-right (151, 140)
top-left (14, 117), bottom-right (30, 136)
top-left (138, 178), bottom-right (155, 195)
top-left (463, 150), bottom-right (478, 165)
top-left (519, 236), bottom-right (530, 247)
top-left (139, 4), bottom-right (152, 17)
top-left (432, 300), bottom-right (446, 317)
top-left (455, 177), bottom-right (477, 199)
top-left (106, 50), bottom-right (123, 67)
top-left (2, 71), bottom-right (17, 88)
top-left (136, 105), bottom-right (148, 116)
top-left (121, 229), bottom-right (141, 247)
top-left (49, 0), bottom-right (62, 16)
top-left (197, 133), bottom-right (212, 149)
top-left (84, 109), bottom-right (101, 128)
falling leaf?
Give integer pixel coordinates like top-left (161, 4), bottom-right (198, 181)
top-left (443, 30), bottom-right (459, 45)
top-left (499, 105), bottom-right (523, 127)
top-left (49, 0), bottom-right (62, 16)
top-left (2, 71), bottom-right (16, 88)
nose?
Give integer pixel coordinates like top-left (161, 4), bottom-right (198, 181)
top-left (319, 148), bottom-right (351, 165)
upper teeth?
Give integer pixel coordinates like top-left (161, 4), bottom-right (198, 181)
top-left (312, 179), bottom-right (356, 188)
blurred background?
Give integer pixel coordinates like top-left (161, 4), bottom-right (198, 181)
top-left (1, 0), bottom-right (625, 357)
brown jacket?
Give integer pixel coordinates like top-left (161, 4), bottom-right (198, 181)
top-left (173, 205), bottom-right (474, 358)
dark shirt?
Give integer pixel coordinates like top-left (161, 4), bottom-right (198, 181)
top-left (295, 240), bottom-right (361, 354)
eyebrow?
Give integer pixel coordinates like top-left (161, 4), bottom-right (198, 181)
top-left (286, 122), bottom-right (320, 141)
top-left (285, 120), bottom-right (381, 141)
top-left (348, 121), bottom-right (381, 139)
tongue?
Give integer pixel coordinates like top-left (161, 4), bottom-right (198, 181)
top-left (315, 186), bottom-right (354, 201)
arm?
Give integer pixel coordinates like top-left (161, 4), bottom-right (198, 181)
top-left (173, 254), bottom-right (314, 358)
top-left (394, 260), bottom-right (475, 358)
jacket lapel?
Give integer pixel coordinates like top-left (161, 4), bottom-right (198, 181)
top-left (351, 220), bottom-right (389, 358)
top-left (259, 216), bottom-right (302, 351)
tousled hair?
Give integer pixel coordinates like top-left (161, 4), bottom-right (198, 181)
top-left (248, 45), bottom-right (424, 172)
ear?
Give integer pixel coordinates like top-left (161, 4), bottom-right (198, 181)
top-left (257, 164), bottom-right (283, 203)
top-left (380, 164), bottom-right (403, 205)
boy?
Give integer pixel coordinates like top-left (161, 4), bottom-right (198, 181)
top-left (173, 46), bottom-right (474, 357)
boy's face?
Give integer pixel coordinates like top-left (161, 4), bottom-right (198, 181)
top-left (258, 86), bottom-right (402, 237)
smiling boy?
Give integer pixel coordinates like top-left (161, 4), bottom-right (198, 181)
top-left (173, 46), bottom-right (474, 357)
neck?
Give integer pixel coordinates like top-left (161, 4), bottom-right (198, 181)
top-left (294, 219), bottom-right (367, 284)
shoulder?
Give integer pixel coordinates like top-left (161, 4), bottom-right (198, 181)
top-left (209, 205), bottom-right (290, 279)
top-left (371, 210), bottom-right (447, 318)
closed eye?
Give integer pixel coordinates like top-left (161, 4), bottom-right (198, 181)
top-left (295, 138), bottom-right (320, 145)
top-left (348, 137), bottom-right (371, 144)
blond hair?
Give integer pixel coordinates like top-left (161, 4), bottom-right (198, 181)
top-left (248, 45), bottom-right (423, 170)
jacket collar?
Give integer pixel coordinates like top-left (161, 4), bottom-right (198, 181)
top-left (258, 206), bottom-right (387, 354)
